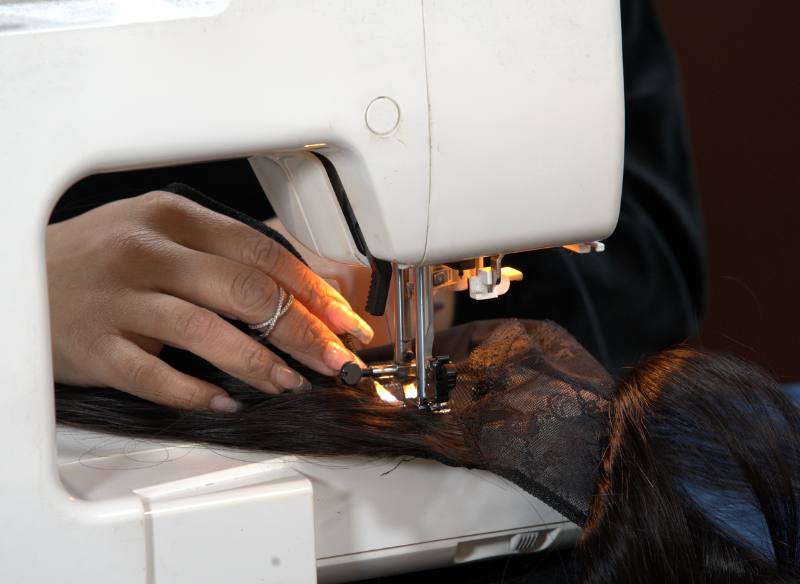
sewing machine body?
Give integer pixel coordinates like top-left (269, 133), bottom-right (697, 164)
top-left (0, 0), bottom-right (623, 581)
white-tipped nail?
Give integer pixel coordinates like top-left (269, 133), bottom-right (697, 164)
top-left (324, 342), bottom-right (359, 372)
top-left (324, 278), bottom-right (343, 294)
top-left (210, 395), bottom-right (240, 413)
top-left (327, 303), bottom-right (375, 344)
top-left (271, 365), bottom-right (311, 392)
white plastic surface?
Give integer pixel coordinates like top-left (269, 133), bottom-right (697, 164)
top-left (140, 468), bottom-right (315, 584)
top-left (0, 0), bottom-right (228, 31)
top-left (58, 428), bottom-right (578, 584)
top-left (250, 152), bottom-right (368, 265)
top-left (247, 0), bottom-right (625, 266)
top-left (420, 0), bottom-right (625, 264)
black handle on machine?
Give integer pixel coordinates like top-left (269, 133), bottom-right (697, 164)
top-left (312, 152), bottom-right (391, 316)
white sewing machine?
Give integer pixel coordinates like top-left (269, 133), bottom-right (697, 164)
top-left (0, 1), bottom-right (623, 582)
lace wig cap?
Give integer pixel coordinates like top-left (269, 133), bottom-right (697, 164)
top-left (431, 318), bottom-right (614, 526)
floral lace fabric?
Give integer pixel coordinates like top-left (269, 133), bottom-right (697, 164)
top-left (435, 319), bottom-right (614, 525)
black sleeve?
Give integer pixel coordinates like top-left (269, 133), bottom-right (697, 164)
top-left (452, 0), bottom-right (705, 375)
top-left (51, 158), bottom-right (274, 224)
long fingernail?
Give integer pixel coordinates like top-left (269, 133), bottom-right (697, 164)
top-left (324, 341), bottom-right (359, 372)
top-left (324, 278), bottom-right (342, 294)
top-left (272, 365), bottom-right (312, 392)
top-left (210, 395), bottom-right (240, 413)
top-left (327, 302), bottom-right (374, 344)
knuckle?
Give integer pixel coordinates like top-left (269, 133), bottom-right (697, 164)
top-left (172, 307), bottom-right (217, 344)
top-left (107, 227), bottom-right (163, 261)
top-left (66, 325), bottom-right (94, 357)
top-left (82, 330), bottom-right (114, 358)
top-left (133, 191), bottom-right (190, 232)
top-left (230, 269), bottom-right (273, 314)
top-left (296, 316), bottom-right (322, 350)
top-left (137, 190), bottom-right (180, 215)
top-left (124, 357), bottom-right (160, 390)
top-left (175, 385), bottom-right (206, 410)
top-left (137, 385), bottom-right (172, 406)
top-left (241, 344), bottom-right (273, 377)
top-left (241, 236), bottom-right (282, 274)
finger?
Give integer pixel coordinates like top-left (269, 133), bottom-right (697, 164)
top-left (133, 247), bottom-right (360, 377)
top-left (116, 292), bottom-right (311, 393)
top-left (100, 335), bottom-right (239, 412)
top-left (143, 192), bottom-right (374, 343)
top-left (237, 235), bottom-right (375, 344)
top-left (147, 242), bottom-right (283, 326)
top-left (266, 299), bottom-right (365, 376)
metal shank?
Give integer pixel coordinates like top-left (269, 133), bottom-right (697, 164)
top-left (415, 266), bottom-right (434, 407)
top-left (393, 264), bottom-right (414, 367)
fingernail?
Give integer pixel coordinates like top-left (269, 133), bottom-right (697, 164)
top-left (324, 278), bottom-right (342, 294)
top-left (327, 302), bottom-right (374, 344)
top-left (210, 395), bottom-right (240, 413)
top-left (324, 341), bottom-right (359, 372)
top-left (272, 365), bottom-right (312, 392)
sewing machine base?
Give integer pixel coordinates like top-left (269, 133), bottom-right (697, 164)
top-left (58, 427), bottom-right (578, 583)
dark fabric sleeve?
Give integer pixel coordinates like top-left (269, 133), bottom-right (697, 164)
top-left (51, 158), bottom-right (274, 224)
top-left (156, 182), bottom-right (305, 265)
top-left (453, 0), bottom-right (705, 375)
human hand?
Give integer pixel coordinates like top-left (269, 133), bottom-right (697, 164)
top-left (46, 191), bottom-right (373, 412)
top-left (261, 217), bottom-right (392, 347)
top-left (263, 218), bottom-right (457, 348)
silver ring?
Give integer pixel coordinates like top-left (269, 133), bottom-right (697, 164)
top-left (247, 287), bottom-right (294, 340)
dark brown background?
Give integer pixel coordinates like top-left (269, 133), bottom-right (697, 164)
top-left (656, 2), bottom-right (800, 381)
